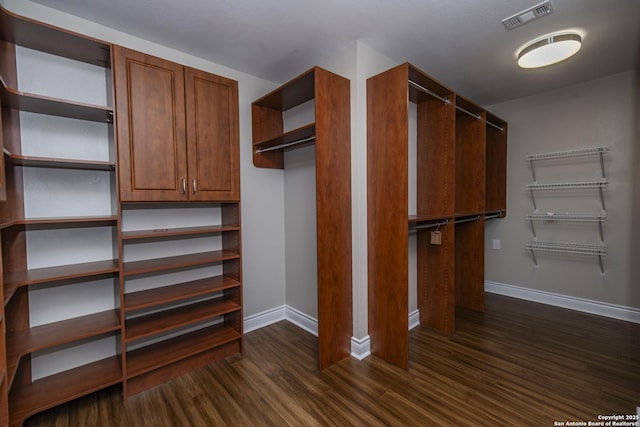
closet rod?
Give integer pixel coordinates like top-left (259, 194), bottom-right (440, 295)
top-left (485, 213), bottom-right (502, 220)
top-left (409, 219), bottom-right (449, 231)
top-left (486, 120), bottom-right (504, 132)
top-left (408, 80), bottom-right (449, 104)
top-left (456, 104), bottom-right (481, 121)
top-left (454, 215), bottom-right (480, 225)
top-left (255, 136), bottom-right (316, 154)
top-left (408, 80), bottom-right (503, 131)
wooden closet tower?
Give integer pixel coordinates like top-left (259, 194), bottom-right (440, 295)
top-left (251, 67), bottom-right (352, 370)
top-left (367, 63), bottom-right (507, 369)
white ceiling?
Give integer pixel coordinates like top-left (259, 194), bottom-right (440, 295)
top-left (29, 0), bottom-right (640, 105)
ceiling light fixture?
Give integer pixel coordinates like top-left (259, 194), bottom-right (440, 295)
top-left (517, 33), bottom-right (582, 69)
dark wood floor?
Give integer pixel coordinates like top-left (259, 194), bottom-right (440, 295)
top-left (25, 294), bottom-right (640, 426)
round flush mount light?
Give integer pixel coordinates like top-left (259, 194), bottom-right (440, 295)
top-left (517, 33), bottom-right (582, 69)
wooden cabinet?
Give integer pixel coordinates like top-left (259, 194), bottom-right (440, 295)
top-left (251, 67), bottom-right (352, 370)
top-left (367, 63), bottom-right (507, 369)
top-left (114, 46), bottom-right (239, 202)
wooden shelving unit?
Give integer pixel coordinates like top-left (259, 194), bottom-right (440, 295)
top-left (367, 63), bottom-right (507, 369)
top-left (8, 356), bottom-right (121, 426)
top-left (0, 6), bottom-right (244, 424)
top-left (0, 6), bottom-right (120, 426)
top-left (119, 202), bottom-right (243, 397)
top-left (251, 66), bottom-right (352, 370)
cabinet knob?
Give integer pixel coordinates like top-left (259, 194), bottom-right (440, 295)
top-left (192, 179), bottom-right (197, 194)
top-left (181, 178), bottom-right (186, 194)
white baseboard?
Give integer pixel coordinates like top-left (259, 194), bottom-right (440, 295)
top-left (485, 280), bottom-right (640, 324)
top-left (408, 309), bottom-right (420, 330)
top-left (243, 305), bottom-right (286, 333)
top-left (243, 304), bottom-right (319, 336)
top-left (351, 335), bottom-right (371, 360)
top-left (244, 306), bottom-right (421, 361)
top-left (284, 305), bottom-right (318, 336)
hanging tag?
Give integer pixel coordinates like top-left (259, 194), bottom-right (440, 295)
top-left (430, 230), bottom-right (442, 245)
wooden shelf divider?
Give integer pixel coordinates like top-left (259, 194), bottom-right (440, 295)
top-left (9, 356), bottom-right (122, 427)
top-left (126, 324), bottom-right (241, 379)
top-left (125, 298), bottom-right (240, 343)
top-left (0, 84), bottom-right (113, 123)
top-left (5, 310), bottom-right (120, 389)
top-left (5, 153), bottom-right (115, 171)
top-left (122, 250), bottom-right (239, 277)
top-left (124, 275), bottom-right (240, 312)
top-left (121, 224), bottom-right (239, 241)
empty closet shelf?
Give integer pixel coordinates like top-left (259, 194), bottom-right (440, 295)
top-left (526, 241), bottom-right (607, 256)
top-left (526, 181), bottom-right (608, 190)
top-left (526, 146), bottom-right (608, 161)
top-left (526, 213), bottom-right (606, 222)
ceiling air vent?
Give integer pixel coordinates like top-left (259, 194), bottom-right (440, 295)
top-left (502, 0), bottom-right (554, 30)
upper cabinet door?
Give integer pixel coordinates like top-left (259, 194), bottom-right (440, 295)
top-left (185, 68), bottom-right (239, 201)
top-left (113, 46), bottom-right (188, 201)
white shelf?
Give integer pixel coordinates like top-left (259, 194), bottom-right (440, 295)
top-left (525, 213), bottom-right (606, 222)
top-left (525, 146), bottom-right (610, 274)
top-left (526, 180), bottom-right (608, 190)
top-left (526, 146), bottom-right (608, 161)
top-left (526, 241), bottom-right (607, 256)
top-left (526, 241), bottom-right (607, 274)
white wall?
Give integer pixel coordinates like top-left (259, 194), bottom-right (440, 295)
top-left (485, 71), bottom-right (639, 310)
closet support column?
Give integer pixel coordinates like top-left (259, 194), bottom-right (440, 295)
top-left (367, 64), bottom-right (410, 369)
top-left (315, 70), bottom-right (352, 370)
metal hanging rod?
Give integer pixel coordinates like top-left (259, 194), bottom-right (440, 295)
top-left (486, 120), bottom-right (504, 132)
top-left (456, 104), bottom-right (505, 132)
top-left (408, 80), bottom-right (450, 104)
top-left (407, 80), bottom-right (504, 131)
top-left (409, 219), bottom-right (449, 231)
top-left (485, 213), bottom-right (502, 220)
top-left (456, 105), bottom-right (481, 121)
top-left (454, 215), bottom-right (480, 225)
top-left (255, 136), bottom-right (316, 154)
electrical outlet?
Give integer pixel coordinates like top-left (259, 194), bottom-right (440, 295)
top-left (492, 239), bottom-right (501, 250)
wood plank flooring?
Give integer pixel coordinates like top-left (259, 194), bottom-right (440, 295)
top-left (25, 294), bottom-right (640, 426)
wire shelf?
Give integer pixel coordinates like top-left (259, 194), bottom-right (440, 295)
top-left (526, 180), bottom-right (608, 190)
top-left (526, 146), bottom-right (609, 161)
top-left (525, 213), bottom-right (606, 222)
top-left (526, 241), bottom-right (607, 256)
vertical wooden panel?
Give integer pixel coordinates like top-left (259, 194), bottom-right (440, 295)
top-left (485, 122), bottom-right (508, 213)
top-left (455, 217), bottom-right (485, 311)
top-left (367, 64), bottom-right (409, 369)
top-left (315, 68), bottom-right (352, 370)
top-left (113, 46), bottom-right (187, 201)
top-left (455, 112), bottom-right (486, 214)
top-left (417, 222), bottom-right (455, 334)
top-left (185, 68), bottom-right (240, 201)
top-left (251, 105), bottom-right (284, 169)
top-left (0, 241), bottom-right (8, 427)
top-left (416, 96), bottom-right (456, 217)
